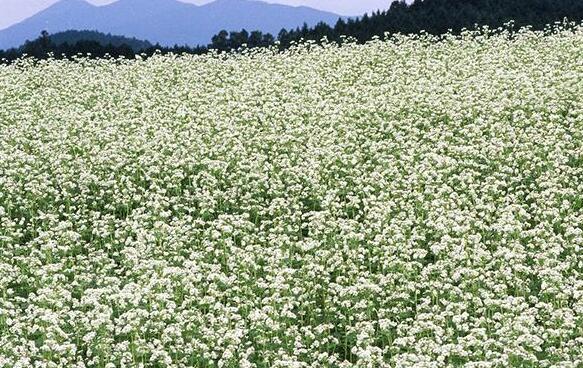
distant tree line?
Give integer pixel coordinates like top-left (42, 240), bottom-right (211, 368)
top-left (0, 30), bottom-right (208, 62)
top-left (1, 0), bottom-right (582, 62)
top-left (210, 29), bottom-right (275, 51)
top-left (226, 0), bottom-right (583, 50)
top-left (50, 30), bottom-right (153, 51)
top-left (0, 31), bottom-right (138, 61)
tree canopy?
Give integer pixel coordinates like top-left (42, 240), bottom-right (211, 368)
top-left (1, 0), bottom-right (582, 62)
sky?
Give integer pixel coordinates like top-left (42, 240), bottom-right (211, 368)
top-left (0, 0), bottom-right (394, 30)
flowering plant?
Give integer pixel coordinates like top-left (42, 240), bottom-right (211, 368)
top-left (0, 23), bottom-right (582, 367)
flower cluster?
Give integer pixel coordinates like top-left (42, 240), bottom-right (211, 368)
top-left (0, 24), bottom-right (582, 367)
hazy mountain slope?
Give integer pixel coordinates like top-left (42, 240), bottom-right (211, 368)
top-left (0, 0), bottom-right (342, 49)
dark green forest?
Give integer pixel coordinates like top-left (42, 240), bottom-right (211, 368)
top-left (215, 0), bottom-right (583, 51)
top-left (49, 30), bottom-right (153, 51)
top-left (1, 0), bottom-right (582, 61)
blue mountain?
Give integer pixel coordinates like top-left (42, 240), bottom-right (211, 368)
top-left (0, 0), bottom-right (342, 49)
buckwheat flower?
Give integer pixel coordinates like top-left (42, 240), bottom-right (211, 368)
top-left (1, 23), bottom-right (582, 368)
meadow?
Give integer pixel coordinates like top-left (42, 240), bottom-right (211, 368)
top-left (0, 24), bottom-right (582, 367)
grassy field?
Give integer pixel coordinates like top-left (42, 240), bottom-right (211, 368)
top-left (0, 24), bottom-right (582, 367)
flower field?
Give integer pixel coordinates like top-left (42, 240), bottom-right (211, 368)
top-left (0, 25), bottom-right (582, 367)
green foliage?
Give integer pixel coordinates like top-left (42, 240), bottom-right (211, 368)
top-left (222, 0), bottom-right (583, 49)
top-left (1, 0), bottom-right (583, 62)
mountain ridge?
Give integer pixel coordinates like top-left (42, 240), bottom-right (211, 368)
top-left (0, 0), bottom-right (342, 49)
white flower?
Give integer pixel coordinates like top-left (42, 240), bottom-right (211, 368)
top-left (0, 23), bottom-right (582, 367)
